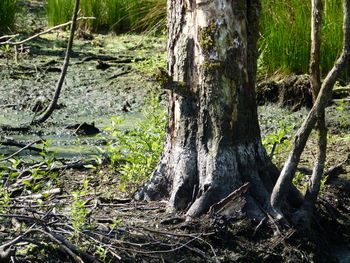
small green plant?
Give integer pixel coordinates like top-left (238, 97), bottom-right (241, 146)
top-left (319, 174), bottom-right (329, 196)
top-left (134, 51), bottom-right (167, 76)
top-left (70, 179), bottom-right (90, 230)
top-left (292, 171), bottom-right (328, 195)
top-left (96, 246), bottom-right (110, 262)
top-left (19, 140), bottom-right (58, 194)
top-left (1, 44), bottom-right (14, 75)
top-left (292, 171), bottom-right (306, 189)
top-left (104, 91), bottom-right (166, 192)
top-left (263, 121), bottom-right (294, 165)
top-left (0, 186), bottom-right (11, 211)
top-left (334, 99), bottom-right (349, 129)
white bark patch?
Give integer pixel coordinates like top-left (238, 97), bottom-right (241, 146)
top-left (174, 100), bottom-right (181, 133)
top-left (196, 9), bottom-right (208, 27)
top-left (196, 0), bottom-right (211, 5)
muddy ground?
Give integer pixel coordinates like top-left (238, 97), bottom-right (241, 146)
top-left (1, 2), bottom-right (350, 263)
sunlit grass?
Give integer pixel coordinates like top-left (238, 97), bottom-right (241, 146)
top-left (46, 0), bottom-right (166, 33)
top-left (259, 0), bottom-right (343, 77)
top-left (0, 0), bottom-right (17, 32)
top-left (45, 0), bottom-right (343, 77)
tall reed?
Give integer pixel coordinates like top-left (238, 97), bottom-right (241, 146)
top-left (260, 0), bottom-right (343, 77)
top-left (46, 0), bottom-right (343, 78)
top-left (46, 0), bottom-right (166, 33)
top-left (0, 0), bottom-right (17, 32)
top-left (47, 0), bottom-right (74, 27)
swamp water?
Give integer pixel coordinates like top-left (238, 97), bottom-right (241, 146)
top-left (0, 33), bottom-right (165, 159)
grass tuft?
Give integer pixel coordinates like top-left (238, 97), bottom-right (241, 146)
top-left (45, 0), bottom-right (343, 78)
top-left (0, 0), bottom-right (17, 33)
top-left (259, 0), bottom-right (343, 77)
top-left (46, 0), bottom-right (166, 33)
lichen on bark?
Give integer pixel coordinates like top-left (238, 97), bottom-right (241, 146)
top-left (199, 22), bottom-right (218, 53)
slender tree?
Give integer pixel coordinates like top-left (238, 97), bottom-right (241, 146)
top-left (292, 0), bottom-right (327, 224)
top-left (271, 0), bottom-right (350, 219)
top-left (31, 0), bottom-right (80, 125)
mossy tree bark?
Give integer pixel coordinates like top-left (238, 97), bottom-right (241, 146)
top-left (136, 0), bottom-right (283, 219)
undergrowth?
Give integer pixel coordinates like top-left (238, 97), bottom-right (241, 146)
top-left (103, 90), bottom-right (166, 192)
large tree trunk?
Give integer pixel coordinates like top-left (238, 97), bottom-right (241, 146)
top-left (136, 0), bottom-right (280, 219)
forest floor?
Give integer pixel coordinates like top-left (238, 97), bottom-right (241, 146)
top-left (1, 2), bottom-right (350, 263)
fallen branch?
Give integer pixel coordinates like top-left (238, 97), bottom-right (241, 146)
top-left (0, 226), bottom-right (99, 263)
top-left (0, 17), bottom-right (95, 46)
top-left (0, 104), bottom-right (17, 108)
top-left (14, 188), bottom-right (62, 201)
top-left (0, 140), bottom-right (42, 152)
top-left (332, 98), bottom-right (350, 102)
top-left (0, 140), bottom-right (42, 162)
top-left (208, 182), bottom-right (250, 216)
top-left (0, 125), bottom-right (30, 132)
top-left (0, 34), bottom-right (18, 41)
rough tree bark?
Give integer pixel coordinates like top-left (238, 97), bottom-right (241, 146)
top-left (136, 0), bottom-right (286, 219)
top-left (271, 0), bottom-right (350, 218)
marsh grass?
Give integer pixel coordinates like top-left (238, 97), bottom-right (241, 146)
top-left (45, 0), bottom-right (343, 77)
top-left (0, 0), bottom-right (17, 32)
top-left (46, 0), bottom-right (74, 27)
top-left (46, 0), bottom-right (166, 33)
top-left (126, 0), bottom-right (166, 33)
top-left (260, 0), bottom-right (343, 77)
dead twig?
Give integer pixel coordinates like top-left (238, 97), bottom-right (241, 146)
top-left (0, 17), bottom-right (95, 46)
top-left (0, 34), bottom-right (18, 41)
top-left (208, 182), bottom-right (250, 216)
top-left (0, 140), bottom-right (42, 152)
top-left (0, 140), bottom-right (42, 162)
top-left (252, 217), bottom-right (267, 237)
top-left (138, 226), bottom-right (215, 238)
top-left (14, 188), bottom-right (62, 201)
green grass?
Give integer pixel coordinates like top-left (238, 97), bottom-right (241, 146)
top-left (46, 0), bottom-right (166, 33)
top-left (46, 0), bottom-right (74, 27)
top-left (45, 0), bottom-right (343, 78)
top-left (0, 0), bottom-right (17, 32)
top-left (259, 0), bottom-right (343, 77)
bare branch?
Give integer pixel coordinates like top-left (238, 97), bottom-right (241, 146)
top-left (0, 17), bottom-right (95, 46)
top-left (0, 140), bottom-right (42, 162)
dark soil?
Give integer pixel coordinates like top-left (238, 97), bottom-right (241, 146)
top-left (0, 165), bottom-right (349, 263)
top-left (256, 74), bottom-right (350, 111)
